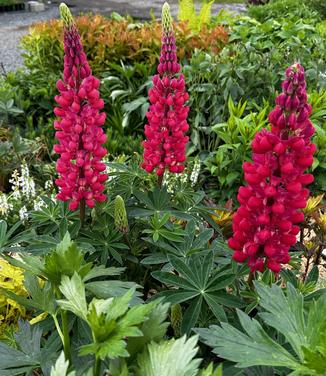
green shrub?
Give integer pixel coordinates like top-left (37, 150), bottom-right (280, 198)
top-left (306, 0), bottom-right (326, 19)
top-left (248, 0), bottom-right (320, 23)
top-left (21, 15), bottom-right (228, 77)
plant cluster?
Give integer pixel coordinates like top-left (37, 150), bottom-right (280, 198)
top-left (0, 2), bottom-right (325, 375)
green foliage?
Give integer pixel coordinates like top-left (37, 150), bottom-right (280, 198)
top-left (0, 320), bottom-right (60, 375)
top-left (0, 220), bottom-right (32, 253)
top-left (142, 212), bottom-right (185, 243)
top-left (309, 90), bottom-right (326, 191)
top-left (100, 62), bottom-right (152, 136)
top-left (178, 0), bottom-right (214, 32)
top-left (306, 0), bottom-right (326, 18)
top-left (57, 274), bottom-right (158, 361)
top-left (248, 0), bottom-right (320, 23)
top-left (136, 335), bottom-right (201, 376)
top-left (204, 99), bottom-right (268, 200)
top-left (153, 252), bottom-right (241, 333)
top-left (196, 283), bottom-right (326, 375)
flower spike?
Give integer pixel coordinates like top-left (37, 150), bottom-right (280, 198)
top-left (229, 63), bottom-right (315, 274)
top-left (54, 3), bottom-right (108, 211)
top-left (142, 2), bottom-right (189, 176)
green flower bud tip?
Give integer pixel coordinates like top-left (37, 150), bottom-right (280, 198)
top-left (59, 3), bottom-right (74, 28)
top-left (162, 2), bottom-right (173, 33)
top-left (114, 195), bottom-right (129, 233)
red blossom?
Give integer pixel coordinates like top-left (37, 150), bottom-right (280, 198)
top-left (54, 4), bottom-right (108, 211)
top-left (228, 63), bottom-right (315, 273)
top-left (141, 2), bottom-right (189, 176)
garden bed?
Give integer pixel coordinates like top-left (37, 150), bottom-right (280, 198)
top-left (0, 0), bottom-right (325, 375)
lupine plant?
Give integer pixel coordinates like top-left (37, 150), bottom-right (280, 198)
top-left (228, 64), bottom-right (316, 274)
top-left (53, 4), bottom-right (108, 217)
top-left (142, 3), bottom-right (190, 183)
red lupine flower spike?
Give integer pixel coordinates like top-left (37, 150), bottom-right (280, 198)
top-left (142, 2), bottom-right (189, 176)
top-left (54, 3), bottom-right (108, 211)
top-left (229, 63), bottom-right (315, 274)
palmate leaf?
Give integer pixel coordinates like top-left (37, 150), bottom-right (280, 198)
top-left (196, 283), bottom-right (326, 375)
top-left (0, 321), bottom-right (60, 376)
top-left (152, 252), bottom-right (239, 332)
top-left (0, 220), bottom-right (34, 253)
top-left (136, 335), bottom-right (201, 376)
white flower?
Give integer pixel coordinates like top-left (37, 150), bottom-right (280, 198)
top-left (0, 193), bottom-right (13, 218)
top-left (9, 162), bottom-right (36, 201)
top-left (20, 162), bottom-right (36, 199)
top-left (33, 197), bottom-right (45, 211)
top-left (9, 169), bottom-right (21, 200)
top-left (19, 206), bottom-right (28, 221)
top-left (44, 180), bottom-right (53, 190)
top-left (190, 158), bottom-right (201, 187)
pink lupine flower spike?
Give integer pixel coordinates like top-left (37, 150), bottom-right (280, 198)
top-left (228, 63), bottom-right (315, 274)
top-left (54, 3), bottom-right (108, 214)
top-left (142, 2), bottom-right (189, 182)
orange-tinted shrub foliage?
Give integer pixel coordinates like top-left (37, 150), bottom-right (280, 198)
top-left (22, 15), bottom-right (228, 75)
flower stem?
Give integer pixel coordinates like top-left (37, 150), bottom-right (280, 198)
top-left (247, 271), bottom-right (255, 289)
top-left (52, 313), bottom-right (65, 346)
top-left (94, 356), bottom-right (101, 376)
top-left (158, 173), bottom-right (164, 188)
top-left (61, 310), bottom-right (71, 362)
top-left (80, 199), bottom-right (86, 227)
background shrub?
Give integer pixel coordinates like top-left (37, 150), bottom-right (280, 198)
top-left (21, 15), bottom-right (228, 77)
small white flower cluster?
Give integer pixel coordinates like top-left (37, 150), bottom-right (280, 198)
top-left (9, 161), bottom-right (36, 200)
top-left (163, 169), bottom-right (188, 193)
top-left (0, 193), bottom-right (13, 218)
top-left (163, 158), bottom-right (201, 193)
top-left (19, 206), bottom-right (28, 221)
top-left (0, 162), bottom-right (53, 220)
top-left (44, 180), bottom-right (53, 190)
top-left (190, 158), bottom-right (201, 187)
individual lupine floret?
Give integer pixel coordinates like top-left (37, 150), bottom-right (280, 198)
top-left (142, 2), bottom-right (189, 176)
top-left (53, 3), bottom-right (108, 211)
top-left (228, 63), bottom-right (316, 274)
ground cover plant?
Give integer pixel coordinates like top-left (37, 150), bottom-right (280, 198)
top-left (0, 1), bottom-right (325, 375)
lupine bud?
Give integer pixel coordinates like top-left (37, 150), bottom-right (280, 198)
top-left (114, 195), bottom-right (129, 233)
top-left (228, 63), bottom-right (315, 274)
top-left (142, 2), bottom-right (189, 176)
top-left (54, 4), bottom-right (108, 211)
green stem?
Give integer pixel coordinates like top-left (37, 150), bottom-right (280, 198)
top-left (94, 356), bottom-right (101, 376)
top-left (80, 199), bottom-right (86, 227)
top-left (158, 173), bottom-right (164, 188)
top-left (247, 271), bottom-right (255, 289)
top-left (52, 313), bottom-right (65, 346)
top-left (61, 310), bottom-right (71, 362)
